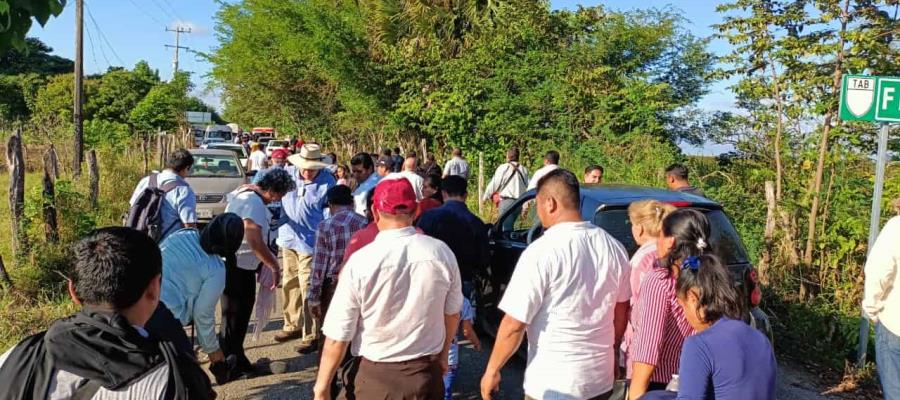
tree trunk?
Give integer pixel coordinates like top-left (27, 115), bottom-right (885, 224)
top-left (6, 129), bottom-right (26, 261)
top-left (761, 181), bottom-right (776, 285)
top-left (802, 0), bottom-right (850, 299)
top-left (88, 150), bottom-right (99, 209)
top-left (769, 63), bottom-right (785, 202)
top-left (42, 168), bottom-right (58, 243)
top-left (141, 136), bottom-right (149, 175)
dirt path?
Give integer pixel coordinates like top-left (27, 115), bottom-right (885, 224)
top-left (209, 294), bottom-right (869, 399)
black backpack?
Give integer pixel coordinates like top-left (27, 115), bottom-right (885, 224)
top-left (125, 173), bottom-right (186, 241)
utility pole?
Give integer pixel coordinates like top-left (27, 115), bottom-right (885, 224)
top-left (165, 26), bottom-right (191, 76)
top-left (73, 0), bottom-right (84, 176)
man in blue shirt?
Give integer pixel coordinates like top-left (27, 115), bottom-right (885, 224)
top-left (417, 175), bottom-right (489, 299)
top-left (350, 152), bottom-right (381, 216)
top-left (129, 149), bottom-right (197, 241)
top-left (275, 144), bottom-right (336, 353)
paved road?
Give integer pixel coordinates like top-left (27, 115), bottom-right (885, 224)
top-left (209, 293), bottom-right (861, 400)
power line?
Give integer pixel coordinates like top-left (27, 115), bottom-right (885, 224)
top-left (126, 0), bottom-right (165, 27)
top-left (149, 0), bottom-right (178, 23)
top-left (160, 0), bottom-right (184, 23)
top-left (83, 19), bottom-right (105, 72)
top-left (84, 1), bottom-right (125, 66)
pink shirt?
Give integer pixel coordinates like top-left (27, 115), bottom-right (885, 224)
top-left (623, 243), bottom-right (658, 372)
top-left (629, 267), bottom-right (694, 383)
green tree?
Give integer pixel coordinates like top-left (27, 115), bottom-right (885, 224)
top-left (129, 71), bottom-right (192, 133)
top-left (90, 61), bottom-right (160, 124)
top-left (0, 37), bottom-right (73, 75)
top-left (0, 0), bottom-right (65, 52)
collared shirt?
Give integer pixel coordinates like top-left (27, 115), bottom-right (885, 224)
top-left (631, 267), bottom-right (695, 384)
top-left (482, 162), bottom-right (529, 201)
top-left (277, 166), bottom-right (336, 254)
top-left (527, 164), bottom-right (560, 190)
top-left (251, 164), bottom-right (284, 184)
top-left (352, 173), bottom-right (381, 216)
top-left (624, 242), bottom-right (658, 375)
top-left (384, 171), bottom-right (425, 200)
top-left (308, 209), bottom-right (368, 306)
top-left (443, 156), bottom-right (470, 179)
top-left (864, 216), bottom-right (900, 335)
top-left (498, 221), bottom-right (631, 399)
top-left (342, 222), bottom-right (378, 264)
top-left (676, 185), bottom-right (705, 197)
top-left (416, 200), bottom-right (489, 282)
top-left (322, 227), bottom-right (463, 362)
top-left (226, 189), bottom-right (273, 270)
top-left (129, 170), bottom-right (196, 241)
top-left (159, 229), bottom-right (225, 354)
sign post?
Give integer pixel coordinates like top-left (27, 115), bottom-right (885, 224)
top-left (841, 75), bottom-right (898, 367)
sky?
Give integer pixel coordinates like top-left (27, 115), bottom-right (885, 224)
top-left (30, 0), bottom-right (735, 155)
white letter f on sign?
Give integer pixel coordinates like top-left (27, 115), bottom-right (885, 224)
top-left (883, 87), bottom-right (896, 110)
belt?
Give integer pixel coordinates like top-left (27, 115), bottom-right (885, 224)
top-left (361, 354), bottom-right (438, 365)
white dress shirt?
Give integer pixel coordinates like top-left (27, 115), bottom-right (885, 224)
top-left (864, 216), bottom-right (900, 335)
top-left (482, 162), bottom-right (530, 201)
top-left (384, 171), bottom-right (425, 200)
top-left (322, 227), bottom-right (463, 362)
top-left (499, 221), bottom-right (631, 399)
top-left (527, 164), bottom-right (560, 190)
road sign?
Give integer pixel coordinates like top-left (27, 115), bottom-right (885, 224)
top-left (840, 75), bottom-right (900, 123)
top-left (875, 78), bottom-right (900, 122)
top-left (840, 75), bottom-right (877, 121)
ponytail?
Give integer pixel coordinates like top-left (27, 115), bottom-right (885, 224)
top-left (660, 208), bottom-right (711, 275)
top-left (676, 254), bottom-right (746, 323)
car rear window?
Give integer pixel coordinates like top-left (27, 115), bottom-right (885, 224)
top-left (190, 155), bottom-right (243, 178)
top-left (592, 208), bottom-right (750, 265)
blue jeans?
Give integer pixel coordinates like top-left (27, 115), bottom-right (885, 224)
top-left (877, 322), bottom-right (900, 400)
top-left (443, 364), bottom-right (459, 400)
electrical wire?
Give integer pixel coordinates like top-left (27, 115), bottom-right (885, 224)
top-left (126, 0), bottom-right (165, 27)
top-left (83, 20), bottom-right (106, 72)
top-left (85, 1), bottom-right (126, 66)
top-left (149, 0), bottom-right (179, 23)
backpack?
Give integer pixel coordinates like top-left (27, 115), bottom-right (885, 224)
top-left (125, 173), bottom-right (186, 241)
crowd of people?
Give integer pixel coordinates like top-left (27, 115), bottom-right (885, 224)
top-left (14, 139), bottom-right (885, 400)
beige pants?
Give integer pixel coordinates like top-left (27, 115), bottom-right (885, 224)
top-left (281, 248), bottom-right (318, 341)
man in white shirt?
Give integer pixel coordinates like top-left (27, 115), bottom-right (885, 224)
top-left (221, 168), bottom-right (295, 376)
top-left (482, 147), bottom-right (529, 216)
top-left (314, 178), bottom-right (462, 400)
top-left (128, 149), bottom-right (197, 241)
top-left (481, 168), bottom-right (630, 400)
top-left (246, 142), bottom-right (268, 172)
top-left (384, 156), bottom-right (425, 200)
top-left (526, 150), bottom-right (561, 190)
top-left (443, 148), bottom-right (470, 179)
top-left (863, 214), bottom-right (900, 400)
top-left (351, 152), bottom-right (381, 216)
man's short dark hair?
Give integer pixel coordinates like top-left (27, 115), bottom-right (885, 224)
top-left (166, 149), bottom-right (194, 173)
top-left (666, 163), bottom-right (689, 180)
top-left (351, 152), bottom-right (374, 170)
top-left (452, 148), bottom-right (462, 157)
top-left (407, 150), bottom-right (418, 158)
top-left (382, 148), bottom-right (392, 157)
top-left (585, 164), bottom-right (604, 175)
top-left (442, 175), bottom-right (468, 197)
top-left (537, 169), bottom-right (580, 210)
top-left (256, 168), bottom-right (297, 195)
top-left (507, 147), bottom-right (519, 162)
top-left (393, 147), bottom-right (401, 155)
top-left (544, 150), bottom-right (560, 165)
top-left (74, 227), bottom-right (162, 309)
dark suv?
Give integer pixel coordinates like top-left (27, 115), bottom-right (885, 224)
top-left (475, 184), bottom-right (772, 341)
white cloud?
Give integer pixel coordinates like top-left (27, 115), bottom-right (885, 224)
top-left (169, 20), bottom-right (209, 36)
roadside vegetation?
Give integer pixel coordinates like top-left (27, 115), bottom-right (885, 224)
top-left (0, 0), bottom-right (898, 395)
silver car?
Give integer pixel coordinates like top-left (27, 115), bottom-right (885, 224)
top-left (187, 149), bottom-right (248, 223)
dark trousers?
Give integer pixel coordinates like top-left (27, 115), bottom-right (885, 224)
top-left (339, 356), bottom-right (443, 400)
top-left (146, 303), bottom-right (194, 357)
top-left (219, 263), bottom-right (257, 371)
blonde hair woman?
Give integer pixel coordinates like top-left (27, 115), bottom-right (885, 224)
top-left (623, 200), bottom-right (675, 378)
top-left (247, 142), bottom-right (268, 172)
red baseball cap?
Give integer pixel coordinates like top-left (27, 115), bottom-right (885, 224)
top-left (271, 149), bottom-right (289, 159)
top-left (374, 178), bottom-right (417, 215)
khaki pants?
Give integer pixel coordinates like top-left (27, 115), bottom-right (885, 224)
top-left (281, 248), bottom-right (318, 341)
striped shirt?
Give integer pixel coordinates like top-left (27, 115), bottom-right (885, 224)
top-left (307, 209), bottom-right (368, 306)
top-left (624, 242), bottom-right (659, 376)
top-left (630, 267), bottom-right (694, 384)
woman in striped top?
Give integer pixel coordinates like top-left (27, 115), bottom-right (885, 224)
top-left (624, 200), bottom-right (676, 378)
top-left (628, 209), bottom-right (709, 399)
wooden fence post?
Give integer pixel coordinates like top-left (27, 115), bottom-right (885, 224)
top-left (141, 135), bottom-right (149, 175)
top-left (157, 131), bottom-right (164, 170)
top-left (88, 150), bottom-right (99, 209)
top-left (42, 166), bottom-right (58, 243)
top-left (478, 152), bottom-right (484, 217)
top-left (0, 256), bottom-right (12, 290)
top-left (44, 144), bottom-right (60, 180)
top-left (6, 129), bottom-right (26, 261)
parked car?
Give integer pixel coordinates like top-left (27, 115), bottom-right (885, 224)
top-left (256, 136), bottom-right (274, 147)
top-left (186, 149), bottom-right (247, 224)
top-left (203, 142), bottom-right (249, 169)
top-left (475, 185), bottom-right (772, 343)
top-left (265, 140), bottom-right (290, 158)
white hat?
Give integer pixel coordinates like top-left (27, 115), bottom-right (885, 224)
top-left (287, 143), bottom-right (329, 170)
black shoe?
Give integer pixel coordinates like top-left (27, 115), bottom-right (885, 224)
top-left (209, 355), bottom-right (237, 385)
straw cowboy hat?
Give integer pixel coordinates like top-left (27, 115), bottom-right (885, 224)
top-left (288, 143), bottom-right (330, 170)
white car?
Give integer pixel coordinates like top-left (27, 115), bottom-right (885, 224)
top-left (203, 142), bottom-right (249, 169)
top-left (265, 140), bottom-right (291, 158)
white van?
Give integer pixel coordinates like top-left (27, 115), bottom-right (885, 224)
top-left (204, 125), bottom-right (233, 144)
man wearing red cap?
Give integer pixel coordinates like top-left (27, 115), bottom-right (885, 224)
top-left (313, 179), bottom-right (462, 400)
top-left (251, 148), bottom-right (289, 184)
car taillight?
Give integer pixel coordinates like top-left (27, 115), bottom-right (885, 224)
top-left (749, 269), bottom-right (762, 306)
top-left (665, 201), bottom-right (692, 207)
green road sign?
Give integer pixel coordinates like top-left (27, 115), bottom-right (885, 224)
top-left (840, 75), bottom-right (877, 122)
top-left (840, 75), bottom-right (900, 123)
top-left (875, 78), bottom-right (900, 122)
